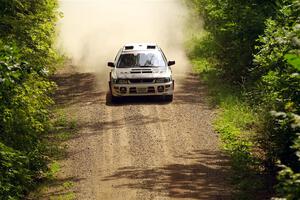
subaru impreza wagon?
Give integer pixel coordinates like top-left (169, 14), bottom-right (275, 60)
top-left (107, 43), bottom-right (175, 102)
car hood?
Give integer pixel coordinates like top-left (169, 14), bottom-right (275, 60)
top-left (112, 67), bottom-right (172, 79)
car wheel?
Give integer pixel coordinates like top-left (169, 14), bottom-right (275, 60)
top-left (111, 94), bottom-right (120, 103)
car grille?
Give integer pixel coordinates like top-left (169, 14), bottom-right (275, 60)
top-left (129, 79), bottom-right (155, 83)
top-left (129, 87), bottom-right (156, 94)
top-left (130, 69), bottom-right (153, 74)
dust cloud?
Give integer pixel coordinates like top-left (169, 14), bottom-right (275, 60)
top-left (57, 0), bottom-right (190, 77)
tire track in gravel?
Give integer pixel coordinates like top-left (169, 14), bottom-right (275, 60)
top-left (41, 65), bottom-right (233, 200)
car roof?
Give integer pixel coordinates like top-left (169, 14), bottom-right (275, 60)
top-left (122, 43), bottom-right (159, 52)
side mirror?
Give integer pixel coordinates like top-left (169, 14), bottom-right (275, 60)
top-left (168, 60), bottom-right (175, 66)
top-left (107, 62), bottom-right (115, 67)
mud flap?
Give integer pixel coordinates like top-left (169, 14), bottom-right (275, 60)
top-left (173, 80), bottom-right (175, 90)
top-left (109, 81), bottom-right (112, 93)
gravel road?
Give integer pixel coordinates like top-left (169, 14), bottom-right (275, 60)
top-left (46, 64), bottom-right (232, 200)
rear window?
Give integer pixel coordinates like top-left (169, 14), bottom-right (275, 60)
top-left (117, 51), bottom-right (167, 68)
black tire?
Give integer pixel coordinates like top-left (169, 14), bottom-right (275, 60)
top-left (111, 94), bottom-right (120, 103)
top-left (165, 95), bottom-right (173, 102)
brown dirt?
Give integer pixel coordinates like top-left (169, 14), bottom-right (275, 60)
top-left (41, 64), bottom-right (232, 200)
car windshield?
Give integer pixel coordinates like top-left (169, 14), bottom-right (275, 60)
top-left (117, 51), bottom-right (166, 68)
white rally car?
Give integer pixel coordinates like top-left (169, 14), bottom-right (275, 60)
top-left (108, 43), bottom-right (175, 102)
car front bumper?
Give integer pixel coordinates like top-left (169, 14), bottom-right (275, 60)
top-left (110, 81), bottom-right (174, 97)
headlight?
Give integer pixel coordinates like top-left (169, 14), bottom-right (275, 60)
top-left (155, 78), bottom-right (171, 83)
top-left (116, 79), bottom-right (129, 84)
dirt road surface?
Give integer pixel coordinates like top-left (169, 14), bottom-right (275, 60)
top-left (43, 64), bottom-right (233, 200)
top-left (38, 1), bottom-right (233, 199)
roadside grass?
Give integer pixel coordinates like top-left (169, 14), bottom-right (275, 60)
top-left (47, 110), bottom-right (78, 159)
top-left (49, 192), bottom-right (76, 200)
top-left (186, 32), bottom-right (267, 199)
top-left (46, 161), bottom-right (61, 179)
top-left (28, 111), bottom-right (78, 200)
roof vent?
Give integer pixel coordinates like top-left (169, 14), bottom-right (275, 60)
top-left (147, 45), bottom-right (156, 49)
top-left (125, 46), bottom-right (134, 50)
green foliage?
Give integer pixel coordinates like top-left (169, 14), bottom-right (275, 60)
top-left (276, 166), bottom-right (300, 200)
top-left (28, 114), bottom-right (78, 200)
top-left (215, 95), bottom-right (263, 197)
top-left (253, 0), bottom-right (300, 176)
top-left (285, 54), bottom-right (300, 71)
top-left (0, 1), bottom-right (60, 199)
top-left (187, 0), bottom-right (300, 198)
top-left (0, 142), bottom-right (31, 200)
top-left (62, 181), bottom-right (74, 190)
top-left (46, 162), bottom-right (61, 179)
top-left (275, 114), bottom-right (300, 200)
top-left (188, 0), bottom-right (276, 82)
top-left (0, 0), bottom-right (61, 69)
top-left (50, 192), bottom-right (76, 200)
